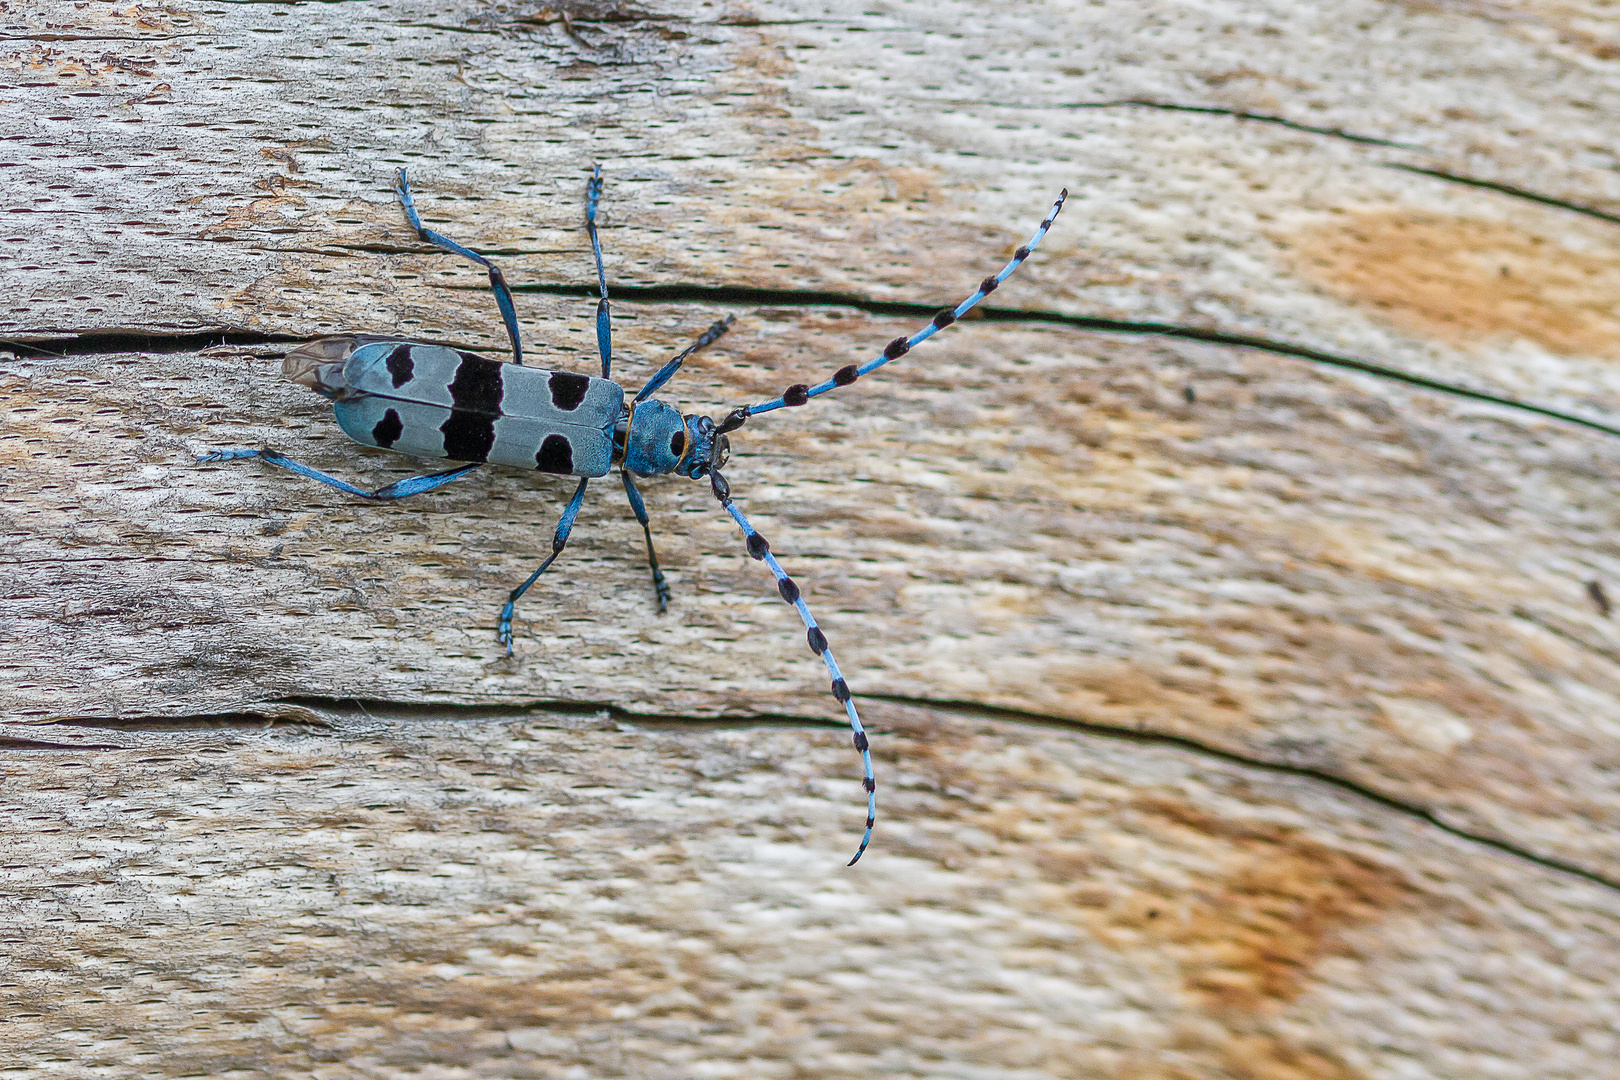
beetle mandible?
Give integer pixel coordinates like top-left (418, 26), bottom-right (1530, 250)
top-left (201, 167), bottom-right (1067, 863)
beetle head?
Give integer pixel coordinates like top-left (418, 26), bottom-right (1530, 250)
top-left (677, 413), bottom-right (727, 480)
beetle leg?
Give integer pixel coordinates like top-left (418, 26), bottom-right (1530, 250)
top-left (620, 468), bottom-right (670, 613)
top-left (197, 448), bottom-right (481, 501)
top-left (498, 477), bottom-right (591, 655)
top-left (396, 168), bottom-right (525, 366)
top-left (585, 164), bottom-right (613, 380)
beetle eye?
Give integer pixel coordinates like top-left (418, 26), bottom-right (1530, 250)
top-left (670, 430), bottom-right (686, 457)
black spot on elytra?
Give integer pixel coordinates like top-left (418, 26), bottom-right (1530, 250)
top-left (439, 410), bottom-right (494, 462)
top-left (385, 344), bottom-right (415, 388)
top-left (447, 354), bottom-right (504, 414)
top-left (371, 408), bottom-right (404, 448)
top-left (535, 433), bottom-right (574, 474)
top-left (548, 371), bottom-right (590, 411)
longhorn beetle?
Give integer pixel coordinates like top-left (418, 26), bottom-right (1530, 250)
top-left (201, 167), bottom-right (1067, 863)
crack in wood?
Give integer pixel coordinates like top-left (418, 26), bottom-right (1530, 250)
top-left (988, 101), bottom-right (1620, 229)
top-left (1060, 99), bottom-right (1425, 149)
top-left (14, 288), bottom-right (1618, 441)
top-left (33, 691), bottom-right (1620, 897)
top-left (0, 32), bottom-right (203, 41)
top-left (866, 693), bottom-right (1620, 896)
top-left (1388, 163), bottom-right (1620, 227)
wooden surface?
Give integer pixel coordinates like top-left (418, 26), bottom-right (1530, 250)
top-left (6, 1), bottom-right (1620, 1076)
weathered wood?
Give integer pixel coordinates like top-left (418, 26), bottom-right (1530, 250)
top-left (5, 0), bottom-right (1620, 1075)
top-left (6, 707), bottom-right (1620, 1078)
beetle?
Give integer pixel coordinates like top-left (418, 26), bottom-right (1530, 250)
top-left (201, 167), bottom-right (1066, 863)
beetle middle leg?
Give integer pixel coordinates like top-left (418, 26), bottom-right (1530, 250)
top-left (396, 168), bottom-right (525, 366)
top-left (498, 476), bottom-right (591, 655)
top-left (619, 468), bottom-right (670, 613)
top-left (585, 163), bottom-right (613, 380)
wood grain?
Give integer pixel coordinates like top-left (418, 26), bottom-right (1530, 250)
top-left (5, 0), bottom-right (1620, 1076)
top-left (5, 707), bottom-right (1619, 1078)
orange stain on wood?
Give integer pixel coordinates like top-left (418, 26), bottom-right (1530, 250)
top-left (892, 717), bottom-right (1419, 1020)
top-left (1122, 796), bottom-right (1417, 1014)
top-left (1288, 209), bottom-right (1620, 357)
top-left (888, 718), bottom-right (1405, 1080)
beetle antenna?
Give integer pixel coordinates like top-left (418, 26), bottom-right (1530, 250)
top-left (707, 462), bottom-right (875, 865)
top-left (736, 189), bottom-right (1066, 423)
top-left (636, 315), bottom-right (735, 403)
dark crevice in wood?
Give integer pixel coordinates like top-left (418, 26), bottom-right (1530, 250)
top-left (47, 712), bottom-right (332, 732)
top-left (0, 33), bottom-right (202, 41)
top-left (1387, 163), bottom-right (1620, 227)
top-left (956, 103), bottom-right (1620, 228)
top-left (204, 0), bottom-right (379, 5)
top-left (1, 330), bottom-right (305, 356)
top-left (0, 735), bottom-right (129, 750)
top-left (43, 693), bottom-right (1620, 895)
top-left (536, 283), bottom-right (1620, 439)
top-left (394, 22), bottom-right (509, 36)
top-left (13, 288), bottom-right (1620, 439)
top-left (52, 696), bottom-right (827, 732)
top-left (1063, 99), bottom-right (1423, 149)
top-left (866, 692), bottom-right (1620, 895)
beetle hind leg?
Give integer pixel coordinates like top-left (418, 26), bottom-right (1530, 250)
top-left (198, 448), bottom-right (481, 501)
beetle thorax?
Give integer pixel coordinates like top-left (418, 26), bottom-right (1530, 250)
top-left (619, 399), bottom-right (726, 479)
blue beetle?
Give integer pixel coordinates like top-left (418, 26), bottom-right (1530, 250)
top-left (202, 166), bottom-right (1066, 863)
